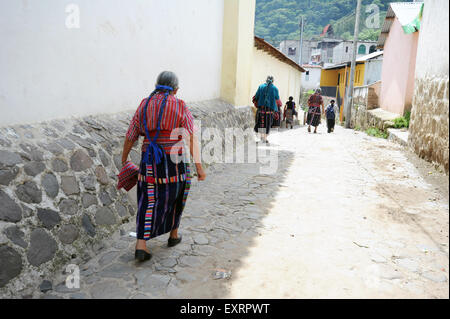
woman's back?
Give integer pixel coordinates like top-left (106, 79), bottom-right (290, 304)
top-left (126, 93), bottom-right (194, 154)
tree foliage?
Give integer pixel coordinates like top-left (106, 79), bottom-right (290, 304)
top-left (254, 0), bottom-right (407, 46)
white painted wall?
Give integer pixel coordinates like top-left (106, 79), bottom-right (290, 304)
top-left (301, 67), bottom-right (321, 91)
top-left (414, 0), bottom-right (449, 78)
top-left (332, 41), bottom-right (377, 64)
top-left (0, 0), bottom-right (224, 126)
top-left (251, 47), bottom-right (303, 108)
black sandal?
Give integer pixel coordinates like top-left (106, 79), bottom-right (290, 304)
top-left (135, 249), bottom-right (152, 261)
top-left (168, 235), bottom-right (182, 247)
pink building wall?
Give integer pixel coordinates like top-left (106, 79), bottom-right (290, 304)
top-left (379, 18), bottom-right (419, 115)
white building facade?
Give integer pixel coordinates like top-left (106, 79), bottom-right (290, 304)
top-left (0, 0), bottom-right (225, 126)
top-left (300, 65), bottom-right (322, 91)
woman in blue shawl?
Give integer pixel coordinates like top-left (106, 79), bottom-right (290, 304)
top-left (252, 76), bottom-right (282, 143)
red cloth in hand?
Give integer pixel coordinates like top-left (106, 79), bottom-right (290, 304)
top-left (117, 161), bottom-right (139, 191)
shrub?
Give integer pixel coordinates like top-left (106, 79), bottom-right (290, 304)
top-left (366, 127), bottom-right (388, 139)
top-left (404, 111), bottom-right (411, 127)
top-left (393, 117), bottom-right (408, 128)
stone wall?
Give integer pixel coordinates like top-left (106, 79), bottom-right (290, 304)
top-left (0, 100), bottom-right (254, 297)
top-left (350, 82), bottom-right (391, 131)
top-left (407, 0), bottom-right (449, 175)
top-left (409, 76), bottom-right (449, 174)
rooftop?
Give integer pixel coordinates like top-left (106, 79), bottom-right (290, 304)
top-left (356, 50), bottom-right (384, 62)
top-left (254, 36), bottom-right (306, 73)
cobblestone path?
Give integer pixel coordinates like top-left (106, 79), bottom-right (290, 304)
top-left (38, 124), bottom-right (449, 299)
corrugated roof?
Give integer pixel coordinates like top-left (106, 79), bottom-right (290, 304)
top-left (301, 64), bottom-right (322, 69)
top-left (377, 2), bottom-right (424, 48)
top-left (254, 36), bottom-right (306, 73)
top-left (322, 61), bottom-right (364, 70)
top-left (356, 50), bottom-right (384, 62)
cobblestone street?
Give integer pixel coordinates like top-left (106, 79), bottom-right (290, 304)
top-left (38, 124), bottom-right (449, 299)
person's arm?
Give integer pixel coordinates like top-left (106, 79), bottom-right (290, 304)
top-left (186, 133), bottom-right (206, 181)
top-left (121, 102), bottom-right (143, 165)
top-left (121, 138), bottom-right (135, 165)
top-left (181, 104), bottom-right (206, 181)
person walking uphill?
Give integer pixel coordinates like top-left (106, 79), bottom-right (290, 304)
top-left (326, 99), bottom-right (336, 133)
top-left (252, 76), bottom-right (283, 144)
top-left (307, 88), bottom-right (324, 134)
top-left (283, 96), bottom-right (297, 129)
top-left (119, 71), bottom-right (206, 262)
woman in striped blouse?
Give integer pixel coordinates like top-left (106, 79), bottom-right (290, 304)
top-left (121, 71), bottom-right (206, 261)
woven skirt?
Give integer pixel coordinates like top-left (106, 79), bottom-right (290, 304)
top-left (254, 107), bottom-right (274, 135)
top-left (136, 152), bottom-right (191, 240)
top-left (307, 106), bottom-right (321, 127)
top-left (285, 108), bottom-right (294, 124)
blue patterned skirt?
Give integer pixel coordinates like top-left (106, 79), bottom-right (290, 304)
top-left (136, 152), bottom-right (191, 240)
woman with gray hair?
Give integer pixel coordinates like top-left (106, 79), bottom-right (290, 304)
top-left (121, 71), bottom-right (206, 261)
top-left (306, 88), bottom-right (325, 133)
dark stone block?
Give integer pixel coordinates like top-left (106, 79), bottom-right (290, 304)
top-left (108, 185), bottom-right (118, 200)
top-left (0, 166), bottom-right (19, 185)
top-left (0, 190), bottom-right (23, 222)
top-left (58, 199), bottom-right (78, 215)
top-left (39, 280), bottom-right (53, 293)
top-left (95, 166), bottom-right (109, 185)
top-left (51, 158), bottom-right (68, 172)
top-left (41, 173), bottom-right (59, 198)
top-left (56, 138), bottom-right (76, 150)
top-left (95, 207), bottom-right (117, 226)
top-left (81, 193), bottom-right (98, 208)
top-left (0, 150), bottom-right (22, 167)
top-left (87, 148), bottom-right (97, 158)
top-left (70, 149), bottom-right (93, 172)
top-left (15, 181), bottom-right (42, 204)
top-left (67, 134), bottom-right (94, 150)
top-left (37, 208), bottom-right (61, 229)
top-left (99, 190), bottom-right (113, 206)
top-left (113, 154), bottom-right (122, 170)
top-left (27, 228), bottom-right (57, 266)
top-left (82, 214), bottom-right (96, 237)
top-left (19, 144), bottom-right (44, 161)
top-left (44, 142), bottom-right (64, 155)
top-left (4, 225), bottom-right (28, 248)
top-left (23, 161), bottom-right (46, 177)
top-left (98, 149), bottom-right (110, 167)
top-left (115, 203), bottom-right (128, 217)
top-left (58, 225), bottom-right (79, 244)
top-left (61, 176), bottom-right (80, 195)
top-left (0, 246), bottom-right (23, 288)
top-left (80, 175), bottom-right (96, 191)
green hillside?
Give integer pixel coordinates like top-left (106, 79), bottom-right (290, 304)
top-left (254, 0), bottom-right (407, 46)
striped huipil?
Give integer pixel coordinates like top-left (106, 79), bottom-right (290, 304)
top-left (126, 93), bottom-right (194, 240)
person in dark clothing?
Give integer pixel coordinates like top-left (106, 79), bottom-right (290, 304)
top-left (283, 96), bottom-right (296, 129)
top-left (326, 100), bottom-right (336, 133)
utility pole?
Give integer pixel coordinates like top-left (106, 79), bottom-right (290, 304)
top-left (299, 16), bottom-right (304, 65)
top-left (345, 0), bottom-right (362, 128)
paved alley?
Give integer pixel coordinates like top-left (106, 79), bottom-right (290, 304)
top-left (39, 124), bottom-right (449, 299)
